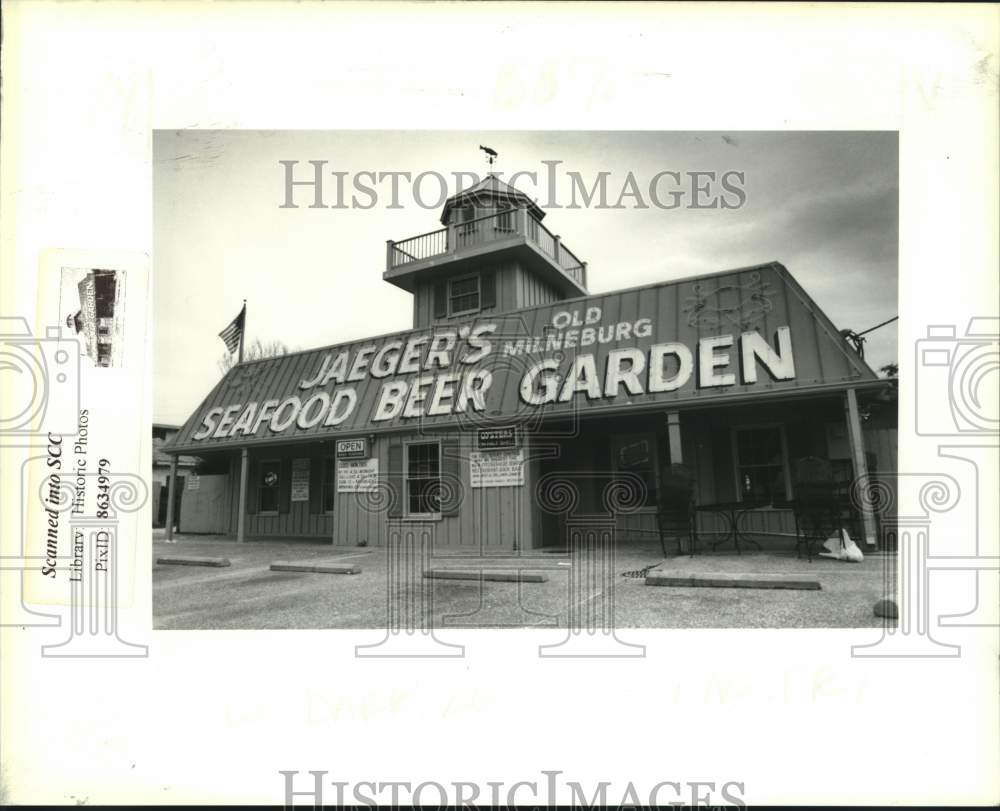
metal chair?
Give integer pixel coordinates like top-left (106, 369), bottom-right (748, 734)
top-left (655, 464), bottom-right (698, 556)
top-left (790, 456), bottom-right (842, 561)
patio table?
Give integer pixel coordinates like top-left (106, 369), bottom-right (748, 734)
top-left (694, 501), bottom-right (768, 555)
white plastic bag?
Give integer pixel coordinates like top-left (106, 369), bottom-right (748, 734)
top-left (818, 528), bottom-right (864, 562)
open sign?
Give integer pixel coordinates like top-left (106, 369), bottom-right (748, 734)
top-left (336, 438), bottom-right (368, 459)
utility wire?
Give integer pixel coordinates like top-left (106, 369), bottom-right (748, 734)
top-left (858, 315), bottom-right (899, 336)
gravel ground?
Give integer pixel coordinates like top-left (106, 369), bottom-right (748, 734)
top-left (153, 532), bottom-right (895, 630)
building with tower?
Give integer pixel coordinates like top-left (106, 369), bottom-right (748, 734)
top-left (161, 175), bottom-right (896, 552)
top-left (67, 269), bottom-right (124, 368)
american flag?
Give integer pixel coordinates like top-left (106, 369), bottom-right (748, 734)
top-left (218, 304), bottom-right (245, 354)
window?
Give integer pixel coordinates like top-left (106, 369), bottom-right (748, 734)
top-left (258, 459), bottom-right (280, 513)
top-left (457, 204), bottom-right (477, 237)
top-left (322, 457), bottom-right (336, 513)
top-left (495, 205), bottom-right (515, 232)
top-left (405, 441), bottom-right (441, 517)
top-left (733, 426), bottom-right (788, 504)
top-left (448, 275), bottom-right (480, 315)
top-left (613, 434), bottom-right (658, 508)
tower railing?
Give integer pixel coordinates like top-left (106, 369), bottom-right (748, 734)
top-left (387, 208), bottom-right (586, 288)
top-left (388, 226), bottom-right (448, 268)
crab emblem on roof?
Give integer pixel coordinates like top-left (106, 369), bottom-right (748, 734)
top-left (682, 271), bottom-right (774, 331)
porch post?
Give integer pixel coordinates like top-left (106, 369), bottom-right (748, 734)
top-left (236, 448), bottom-right (249, 544)
top-left (845, 388), bottom-right (878, 547)
top-left (164, 456), bottom-right (178, 542)
top-left (666, 411), bottom-right (683, 465)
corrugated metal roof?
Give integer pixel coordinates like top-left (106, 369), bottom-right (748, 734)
top-left (164, 262), bottom-right (881, 454)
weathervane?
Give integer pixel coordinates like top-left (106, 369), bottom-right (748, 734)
top-left (479, 144), bottom-right (498, 170)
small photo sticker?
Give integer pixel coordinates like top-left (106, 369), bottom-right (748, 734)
top-left (59, 267), bottom-right (126, 369)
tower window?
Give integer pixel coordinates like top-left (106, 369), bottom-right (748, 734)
top-left (495, 204), bottom-right (514, 232)
top-left (448, 274), bottom-right (480, 315)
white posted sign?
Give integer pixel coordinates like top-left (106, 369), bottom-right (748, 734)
top-left (337, 458), bottom-right (379, 493)
top-left (290, 457), bottom-right (310, 502)
top-left (470, 450), bottom-right (525, 488)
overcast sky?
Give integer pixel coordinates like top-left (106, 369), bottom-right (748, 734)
top-left (153, 130), bottom-right (898, 426)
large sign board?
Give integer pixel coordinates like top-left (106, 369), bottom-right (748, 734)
top-left (337, 458), bottom-right (379, 493)
top-left (290, 457), bottom-right (310, 502)
top-left (175, 265), bottom-right (876, 451)
top-left (469, 450), bottom-right (525, 488)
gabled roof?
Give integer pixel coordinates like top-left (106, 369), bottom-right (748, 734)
top-left (164, 261), bottom-right (885, 455)
top-left (440, 173), bottom-right (545, 225)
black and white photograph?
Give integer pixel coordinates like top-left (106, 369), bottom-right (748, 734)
top-left (2, 3), bottom-right (997, 807)
top-left (59, 267), bottom-right (126, 369)
top-left (153, 130), bottom-right (900, 630)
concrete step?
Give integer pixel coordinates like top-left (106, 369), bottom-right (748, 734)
top-left (271, 561), bottom-right (361, 575)
top-left (424, 569), bottom-right (548, 583)
top-left (645, 571), bottom-right (821, 590)
top-left (156, 556), bottom-right (231, 568)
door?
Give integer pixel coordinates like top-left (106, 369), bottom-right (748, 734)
top-left (610, 432), bottom-right (660, 539)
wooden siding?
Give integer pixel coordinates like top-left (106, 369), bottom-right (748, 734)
top-left (412, 261), bottom-right (517, 329)
top-left (332, 430), bottom-right (535, 550)
top-left (216, 434), bottom-right (536, 548)
top-left (514, 265), bottom-right (562, 308)
top-left (178, 474), bottom-right (228, 533)
top-left (223, 447), bottom-right (336, 539)
top-left (410, 258), bottom-right (562, 328)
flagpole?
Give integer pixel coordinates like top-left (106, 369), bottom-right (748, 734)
top-left (238, 299), bottom-right (246, 365)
